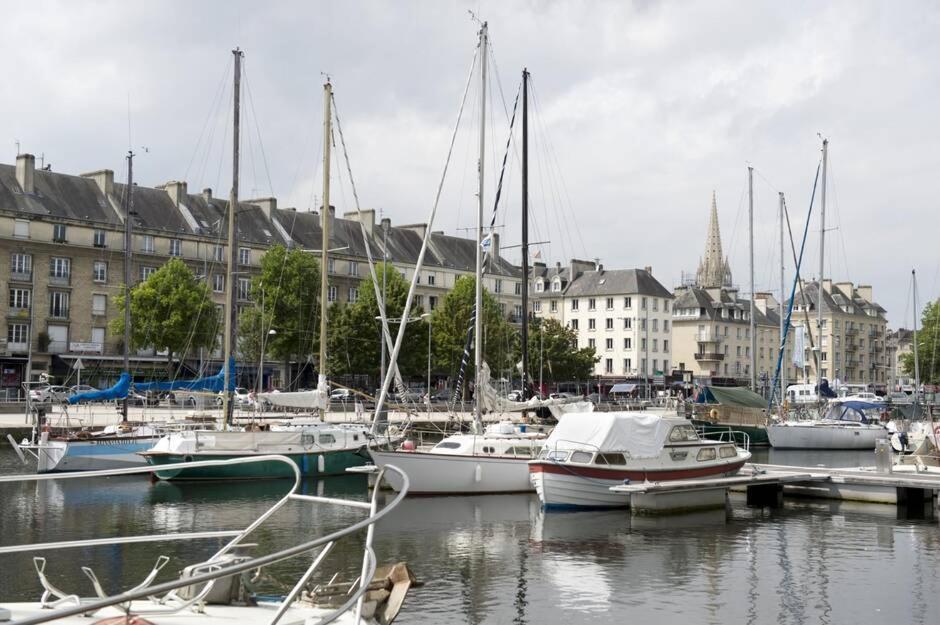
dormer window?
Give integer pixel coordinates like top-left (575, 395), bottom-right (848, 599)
top-left (535, 279), bottom-right (544, 293)
top-left (551, 278), bottom-right (561, 292)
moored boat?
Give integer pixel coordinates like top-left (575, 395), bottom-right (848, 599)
top-left (528, 412), bottom-right (750, 509)
top-left (766, 400), bottom-right (887, 450)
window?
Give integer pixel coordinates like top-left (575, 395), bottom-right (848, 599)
top-left (239, 248), bottom-right (250, 265)
top-left (641, 357), bottom-right (647, 372)
top-left (50, 257), bottom-right (70, 280)
top-left (328, 258), bottom-right (335, 273)
top-left (664, 320), bottom-right (670, 332)
top-left (624, 296), bottom-right (632, 309)
top-left (213, 245), bottom-right (224, 262)
top-left (588, 338), bottom-right (596, 349)
top-left (641, 338), bottom-right (647, 351)
top-left (624, 338), bottom-right (632, 349)
top-left (53, 224), bottom-right (67, 242)
top-left (93, 261), bottom-right (107, 283)
top-left (623, 358), bottom-right (632, 371)
top-left (596, 452), bottom-right (626, 465)
top-left (664, 301), bottom-right (669, 312)
top-left (641, 318), bottom-right (647, 331)
top-left (623, 318), bottom-right (632, 329)
top-left (514, 282), bottom-right (521, 295)
top-left (318, 434), bottom-right (336, 445)
top-left (11, 253), bottom-right (31, 277)
top-left (696, 448), bottom-right (717, 461)
top-left (328, 285), bottom-right (337, 302)
top-left (588, 298), bottom-right (596, 311)
top-left (736, 346), bottom-right (742, 357)
top-left (606, 297), bottom-right (614, 310)
top-left (551, 278), bottom-right (561, 292)
top-left (669, 424), bottom-right (699, 442)
top-left (513, 305), bottom-right (523, 320)
top-left (348, 287), bottom-right (358, 303)
top-left (429, 296), bottom-right (438, 310)
top-left (9, 288), bottom-right (30, 310)
top-left (428, 275), bottom-right (436, 286)
top-left (653, 358), bottom-right (659, 371)
top-left (570, 319), bottom-right (579, 330)
top-left (571, 299), bottom-right (579, 311)
top-left (652, 319), bottom-right (659, 331)
top-left (494, 279), bottom-right (502, 294)
top-left (605, 338), bottom-right (613, 350)
top-left (641, 297), bottom-right (647, 310)
top-left (93, 229), bottom-right (106, 248)
top-left (534, 300), bottom-right (541, 312)
top-left (605, 318), bottom-right (613, 330)
top-left (49, 291), bottom-right (70, 318)
top-left (169, 239), bottom-right (182, 257)
top-left (7, 323), bottom-right (28, 344)
top-left (212, 274), bottom-right (224, 293)
top-left (141, 235), bottom-right (154, 253)
top-left (140, 266), bottom-right (156, 281)
top-left (652, 339), bottom-right (659, 352)
top-left (664, 339), bottom-right (669, 353)
top-left (550, 300), bottom-right (557, 313)
top-left (92, 294), bottom-right (107, 316)
top-left (14, 219), bottom-right (29, 238)
top-left (535, 279), bottom-right (544, 293)
top-left (652, 299), bottom-right (658, 312)
top-left (605, 358), bottom-right (613, 374)
top-left (570, 451), bottom-right (593, 464)
top-left (588, 318), bottom-right (596, 331)
top-left (237, 278), bottom-right (251, 301)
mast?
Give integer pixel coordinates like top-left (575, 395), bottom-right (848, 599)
top-left (122, 150), bottom-right (135, 422)
top-left (473, 22), bottom-right (488, 434)
top-left (911, 269), bottom-right (921, 418)
top-left (816, 138), bottom-right (828, 401)
top-left (222, 48), bottom-right (242, 428)
top-left (748, 165), bottom-right (756, 392)
top-left (778, 192), bottom-right (786, 410)
top-left (319, 80), bottom-right (333, 421)
top-left (521, 68), bottom-right (530, 401)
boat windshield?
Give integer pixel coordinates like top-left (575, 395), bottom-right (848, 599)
top-left (668, 424), bottom-right (699, 442)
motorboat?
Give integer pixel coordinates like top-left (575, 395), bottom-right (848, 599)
top-left (528, 412), bottom-right (750, 509)
top-left (0, 457), bottom-right (412, 624)
top-left (369, 420), bottom-right (549, 495)
top-left (767, 400), bottom-right (888, 450)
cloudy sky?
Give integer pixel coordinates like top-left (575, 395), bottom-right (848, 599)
top-left (3, 0), bottom-right (937, 325)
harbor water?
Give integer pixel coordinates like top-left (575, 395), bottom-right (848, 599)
top-left (1, 447), bottom-right (939, 624)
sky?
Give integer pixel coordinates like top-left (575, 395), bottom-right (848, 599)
top-left (2, 0), bottom-right (938, 326)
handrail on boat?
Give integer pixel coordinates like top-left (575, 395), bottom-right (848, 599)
top-left (0, 455), bottom-right (409, 625)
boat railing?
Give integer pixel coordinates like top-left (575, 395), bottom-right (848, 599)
top-left (0, 455), bottom-right (409, 625)
top-left (697, 426), bottom-right (751, 452)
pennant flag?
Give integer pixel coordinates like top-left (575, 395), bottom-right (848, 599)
top-left (480, 233), bottom-right (493, 252)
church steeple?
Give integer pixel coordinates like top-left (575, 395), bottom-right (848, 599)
top-left (695, 191), bottom-right (733, 288)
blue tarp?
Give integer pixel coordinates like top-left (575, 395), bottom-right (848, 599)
top-left (67, 372), bottom-right (131, 404)
top-left (133, 359), bottom-right (235, 393)
top-left (824, 401), bottom-right (882, 424)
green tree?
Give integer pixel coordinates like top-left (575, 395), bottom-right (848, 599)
top-left (327, 263), bottom-right (427, 378)
top-left (523, 317), bottom-right (598, 384)
top-left (238, 245), bottom-right (320, 389)
top-left (431, 275), bottom-right (516, 389)
top-left (901, 299), bottom-right (940, 384)
top-left (110, 258), bottom-right (219, 374)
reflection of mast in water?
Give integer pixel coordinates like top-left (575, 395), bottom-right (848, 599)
top-left (773, 519), bottom-right (806, 623)
top-left (513, 539), bottom-right (528, 625)
top-left (745, 525), bottom-right (758, 625)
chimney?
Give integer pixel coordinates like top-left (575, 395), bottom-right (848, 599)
top-left (857, 284), bottom-right (873, 302)
top-left (821, 278), bottom-right (833, 293)
top-left (203, 188), bottom-right (212, 201)
top-left (15, 153), bottom-right (35, 194)
top-left (596, 262), bottom-right (604, 274)
top-left (491, 232), bottom-right (500, 258)
top-left (247, 197), bottom-right (277, 221)
top-left (644, 265), bottom-right (652, 275)
top-left (402, 223), bottom-right (428, 239)
top-left (343, 208), bottom-right (375, 235)
top-left (835, 281), bottom-right (854, 297)
top-left (162, 180), bottom-right (188, 205)
top-left (381, 217), bottom-right (391, 233)
top-left (81, 169), bottom-right (114, 195)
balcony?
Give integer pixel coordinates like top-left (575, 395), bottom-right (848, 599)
top-left (6, 341), bottom-right (28, 353)
top-left (695, 332), bottom-right (724, 344)
top-left (844, 342), bottom-right (857, 352)
top-left (48, 341), bottom-right (68, 354)
top-left (845, 327), bottom-right (858, 336)
top-left (10, 270), bottom-right (32, 283)
top-left (6, 306), bottom-right (30, 320)
top-left (69, 341), bottom-right (103, 354)
top-left (49, 275), bottom-right (71, 287)
top-left (694, 352), bottom-right (725, 362)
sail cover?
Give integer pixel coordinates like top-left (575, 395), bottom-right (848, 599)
top-left (544, 412), bottom-right (671, 459)
top-left (134, 359), bottom-right (235, 393)
top-left (67, 372), bottom-right (131, 404)
top-left (259, 374), bottom-right (329, 411)
top-left (478, 362), bottom-right (584, 414)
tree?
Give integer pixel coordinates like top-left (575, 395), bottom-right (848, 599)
top-left (327, 263), bottom-right (427, 379)
top-left (901, 299), bottom-right (940, 384)
top-left (110, 258), bottom-right (219, 374)
top-left (238, 245), bottom-right (320, 389)
top-left (523, 317), bottom-right (598, 384)
top-left (431, 275), bottom-right (516, 390)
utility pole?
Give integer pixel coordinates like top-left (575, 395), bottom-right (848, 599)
top-left (222, 48), bottom-right (242, 428)
top-left (122, 150), bottom-right (135, 422)
top-left (816, 139), bottom-right (828, 402)
top-left (318, 80), bottom-right (332, 422)
top-left (748, 166), bottom-right (756, 392)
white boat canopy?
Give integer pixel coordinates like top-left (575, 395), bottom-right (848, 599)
top-left (544, 412), bottom-right (676, 459)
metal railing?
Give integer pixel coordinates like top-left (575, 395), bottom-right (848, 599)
top-left (0, 456), bottom-right (408, 625)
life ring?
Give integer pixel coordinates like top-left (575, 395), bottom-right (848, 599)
top-left (709, 409), bottom-right (719, 420)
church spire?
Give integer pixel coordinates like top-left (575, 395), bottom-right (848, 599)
top-left (695, 191), bottom-right (733, 288)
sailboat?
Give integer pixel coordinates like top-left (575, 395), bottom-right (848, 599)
top-left (369, 33), bottom-right (562, 494)
top-left (766, 139), bottom-right (887, 450)
top-left (141, 53), bottom-right (376, 480)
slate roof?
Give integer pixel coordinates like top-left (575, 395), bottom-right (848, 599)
top-left (0, 165), bottom-right (118, 224)
top-left (563, 269), bottom-right (673, 299)
top-left (673, 286), bottom-right (776, 327)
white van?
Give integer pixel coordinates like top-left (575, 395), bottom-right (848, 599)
top-left (786, 384), bottom-right (818, 405)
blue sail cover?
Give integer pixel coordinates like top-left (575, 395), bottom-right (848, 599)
top-left (133, 359), bottom-right (235, 393)
top-left (824, 401), bottom-right (882, 424)
top-left (67, 372), bottom-right (131, 404)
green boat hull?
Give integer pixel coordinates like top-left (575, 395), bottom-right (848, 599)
top-left (692, 420), bottom-right (770, 447)
top-left (145, 447), bottom-right (371, 480)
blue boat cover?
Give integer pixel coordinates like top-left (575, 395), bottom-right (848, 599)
top-left (825, 400), bottom-right (882, 423)
top-left (67, 372), bottom-right (131, 404)
top-left (133, 359), bottom-right (236, 393)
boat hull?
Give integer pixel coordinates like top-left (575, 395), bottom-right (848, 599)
top-left (37, 438), bottom-right (155, 473)
top-left (368, 449), bottom-right (534, 494)
top-left (144, 448), bottom-right (370, 480)
top-left (767, 423), bottom-right (887, 449)
top-left (529, 457), bottom-right (747, 509)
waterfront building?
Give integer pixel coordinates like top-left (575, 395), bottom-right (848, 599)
top-left (532, 259), bottom-right (673, 380)
top-left (0, 153), bottom-right (520, 396)
top-left (884, 328), bottom-right (910, 391)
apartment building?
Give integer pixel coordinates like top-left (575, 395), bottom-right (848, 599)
top-left (886, 328), bottom-right (912, 390)
top-left (0, 153), bottom-right (521, 397)
top-left (532, 259), bottom-right (674, 379)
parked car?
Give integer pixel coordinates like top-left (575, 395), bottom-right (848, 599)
top-left (69, 385), bottom-right (97, 395)
top-left (396, 389), bottom-right (424, 403)
top-left (330, 388), bottom-right (354, 401)
top-left (506, 390), bottom-right (524, 402)
top-left (430, 389), bottom-right (455, 402)
top-left (29, 385), bottom-right (69, 403)
top-left (215, 387), bottom-right (254, 408)
top-left (128, 390), bottom-right (162, 406)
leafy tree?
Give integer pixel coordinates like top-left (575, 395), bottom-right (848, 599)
top-left (522, 317), bottom-right (598, 384)
top-left (901, 299), bottom-right (940, 384)
top-left (431, 275), bottom-right (516, 390)
top-left (111, 258), bottom-right (219, 374)
top-left (327, 263), bottom-right (427, 379)
top-left (238, 245), bottom-right (320, 389)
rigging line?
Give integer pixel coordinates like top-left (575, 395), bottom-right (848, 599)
top-left (185, 56), bottom-right (233, 182)
top-left (528, 85), bottom-right (564, 263)
top-left (826, 153), bottom-right (852, 285)
top-left (241, 63), bottom-right (276, 199)
top-left (726, 168), bottom-right (749, 286)
top-left (372, 39), bottom-right (480, 427)
top-left (213, 83), bottom-right (234, 196)
top-left (195, 73), bottom-right (231, 193)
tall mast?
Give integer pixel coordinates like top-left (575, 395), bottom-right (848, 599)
top-left (778, 192), bottom-right (786, 409)
top-left (748, 165), bottom-right (756, 392)
top-left (911, 269), bottom-right (921, 418)
top-left (122, 150), bottom-right (135, 422)
top-left (319, 80), bottom-right (333, 421)
top-left (816, 138), bottom-right (828, 401)
top-left (222, 48), bottom-right (242, 428)
top-left (473, 22), bottom-right (488, 434)
top-left (521, 68), bottom-right (530, 401)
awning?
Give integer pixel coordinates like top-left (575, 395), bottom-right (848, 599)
top-left (609, 383), bottom-right (637, 394)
